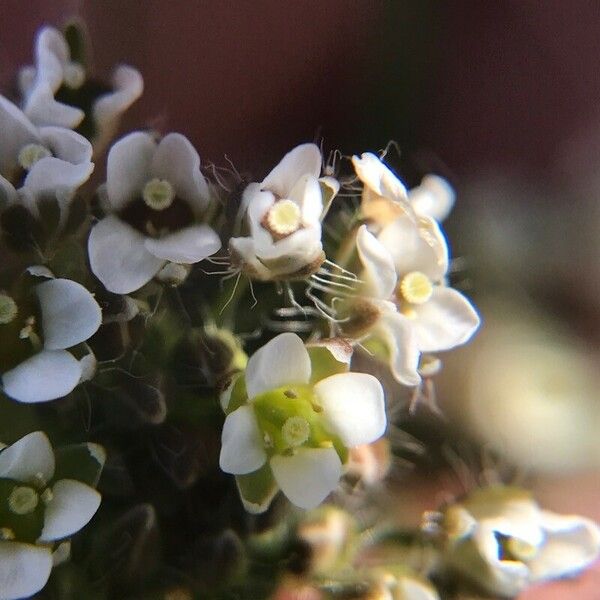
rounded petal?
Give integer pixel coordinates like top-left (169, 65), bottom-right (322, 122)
top-left (23, 156), bottom-right (94, 198)
top-left (2, 350), bottom-right (82, 403)
top-left (38, 479), bottom-right (101, 542)
top-left (38, 126), bottom-right (93, 164)
top-left (245, 333), bottom-right (311, 399)
top-left (352, 152), bottom-right (408, 202)
top-left (144, 224), bottom-right (221, 264)
top-left (106, 131), bottom-right (156, 210)
top-left (262, 143), bottom-right (322, 197)
top-left (0, 431), bottom-right (55, 483)
top-left (409, 174), bottom-right (455, 222)
top-left (34, 26), bottom-right (69, 91)
top-left (376, 310), bottom-right (421, 386)
top-left (0, 95), bottom-right (39, 176)
top-left (37, 278), bottom-right (102, 350)
top-left (356, 225), bottom-right (397, 299)
top-left (314, 372), bottom-right (386, 447)
top-left (219, 406), bottom-right (267, 475)
top-left (412, 287), bottom-right (480, 353)
top-left (228, 236), bottom-right (271, 280)
top-left (88, 215), bottom-right (164, 294)
top-left (23, 83), bottom-right (84, 129)
top-left (287, 174), bottom-right (322, 226)
top-left (151, 133), bottom-right (209, 212)
top-left (270, 447), bottom-right (342, 509)
top-left (0, 541), bottom-right (53, 600)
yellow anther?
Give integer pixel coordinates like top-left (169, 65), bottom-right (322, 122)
top-left (265, 199), bottom-right (301, 236)
top-left (41, 488), bottom-right (54, 505)
top-left (18, 144), bottom-right (51, 171)
top-left (143, 178), bottom-right (175, 211)
top-left (399, 271), bottom-right (433, 305)
top-left (0, 527), bottom-right (15, 540)
top-left (281, 416), bottom-right (310, 447)
top-left (8, 486), bottom-right (39, 515)
top-left (0, 293), bottom-right (18, 324)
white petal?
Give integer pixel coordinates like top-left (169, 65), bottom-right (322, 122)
top-left (2, 350), bottom-right (82, 403)
top-left (287, 174), bottom-right (322, 226)
top-left (38, 479), bottom-right (101, 542)
top-left (106, 131), bottom-right (156, 210)
top-left (529, 511), bottom-right (600, 582)
top-left (412, 287), bottom-right (480, 353)
top-left (37, 278), bottom-right (102, 350)
top-left (356, 225), bottom-right (397, 299)
top-left (409, 174), bottom-right (455, 222)
top-left (352, 152), bottom-right (408, 202)
top-left (38, 126), bottom-right (93, 164)
top-left (376, 310), bottom-right (421, 386)
top-left (378, 214), bottom-right (448, 281)
top-left (314, 372), bottom-right (386, 447)
top-left (0, 95), bottom-right (39, 176)
top-left (245, 333), bottom-right (311, 399)
top-left (0, 431), bottom-right (55, 483)
top-left (23, 156), bottom-right (93, 198)
top-left (219, 406), bottom-right (266, 475)
top-left (270, 447), bottom-right (342, 509)
top-left (397, 577), bottom-right (441, 600)
top-left (144, 224), bottom-right (220, 264)
top-left (0, 541), bottom-right (53, 600)
top-left (88, 215), bottom-right (164, 294)
top-left (23, 83), bottom-right (84, 129)
top-left (254, 226), bottom-right (322, 264)
top-left (34, 26), bottom-right (69, 91)
top-left (228, 236), bottom-right (271, 280)
top-left (151, 133), bottom-right (209, 212)
top-left (18, 65), bottom-right (36, 96)
top-left (246, 185), bottom-right (275, 236)
top-left (0, 176), bottom-right (17, 206)
top-left (262, 143), bottom-right (322, 197)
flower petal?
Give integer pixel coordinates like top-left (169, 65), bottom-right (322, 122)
top-left (2, 350), bottom-right (82, 403)
top-left (38, 479), bottom-right (101, 542)
top-left (245, 333), bottom-right (311, 399)
top-left (144, 224), bottom-right (221, 264)
top-left (38, 126), bottom-right (93, 164)
top-left (270, 447), bottom-right (342, 509)
top-left (352, 152), bottom-right (408, 202)
top-left (33, 26), bottom-right (69, 91)
top-left (356, 225), bottom-right (397, 299)
top-left (23, 156), bottom-right (94, 199)
top-left (88, 215), bottom-right (164, 294)
top-left (262, 143), bottom-right (322, 197)
top-left (219, 406), bottom-right (267, 475)
top-left (151, 133), bottom-right (209, 212)
top-left (0, 95), bottom-right (39, 176)
top-left (0, 541), bottom-right (53, 600)
top-left (0, 431), bottom-right (55, 483)
top-left (412, 287), bottom-right (480, 353)
top-left (37, 278), bottom-right (102, 350)
top-left (106, 131), bottom-right (156, 210)
top-left (23, 83), bottom-right (84, 129)
top-left (314, 372), bottom-right (386, 447)
top-left (287, 174), bottom-right (322, 226)
top-left (409, 174), bottom-right (455, 222)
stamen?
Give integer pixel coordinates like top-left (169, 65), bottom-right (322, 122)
top-left (8, 486), bottom-right (39, 515)
top-left (18, 144), bottom-right (51, 171)
top-left (41, 488), bottom-right (54, 504)
top-left (0, 293), bottom-right (18, 324)
top-left (399, 271), bottom-right (433, 305)
top-left (143, 178), bottom-right (175, 211)
top-left (264, 199), bottom-right (301, 236)
top-left (281, 416), bottom-right (310, 447)
top-left (63, 61), bottom-right (86, 89)
top-left (0, 527), bottom-right (15, 540)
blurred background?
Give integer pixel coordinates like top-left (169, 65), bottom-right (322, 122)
top-left (2, 1), bottom-right (599, 596)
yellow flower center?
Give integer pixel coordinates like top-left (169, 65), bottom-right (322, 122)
top-left (63, 61), bottom-right (86, 89)
top-left (399, 271), bottom-right (433, 305)
top-left (506, 537), bottom-right (538, 561)
top-left (8, 486), bottom-right (39, 515)
top-left (143, 178), bottom-right (175, 211)
top-left (18, 144), bottom-right (51, 171)
top-left (265, 199), bottom-right (302, 236)
top-left (0, 293), bottom-right (18, 325)
top-left (281, 416), bottom-right (311, 447)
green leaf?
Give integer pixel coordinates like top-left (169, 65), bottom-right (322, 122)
top-left (235, 463), bottom-right (278, 514)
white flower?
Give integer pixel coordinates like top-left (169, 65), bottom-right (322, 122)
top-left (19, 26), bottom-right (143, 151)
top-left (0, 432), bottom-right (104, 600)
top-left (229, 144), bottom-right (339, 280)
top-left (0, 95), bottom-right (93, 213)
top-left (219, 333), bottom-right (385, 510)
top-left (88, 131), bottom-right (221, 294)
top-left (442, 486), bottom-right (600, 598)
top-left (1, 272), bottom-right (102, 403)
top-left (352, 152), bottom-right (455, 223)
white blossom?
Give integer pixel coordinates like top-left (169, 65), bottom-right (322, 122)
top-left (88, 131), bottom-right (221, 294)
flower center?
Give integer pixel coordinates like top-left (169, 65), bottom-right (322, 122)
top-left (8, 486), bottom-right (39, 516)
top-left (0, 293), bottom-right (18, 324)
top-left (143, 178), bottom-right (175, 211)
top-left (17, 144), bottom-right (52, 171)
top-left (398, 271), bottom-right (433, 305)
top-left (506, 537), bottom-right (538, 561)
top-left (0, 527), bottom-right (15, 540)
top-left (281, 416), bottom-right (311, 447)
top-left (63, 61), bottom-right (86, 89)
top-left (265, 199), bottom-right (302, 236)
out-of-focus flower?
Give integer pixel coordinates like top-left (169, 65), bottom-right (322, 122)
top-left (229, 144), bottom-right (339, 281)
top-left (0, 270), bottom-right (101, 403)
top-left (0, 95), bottom-right (93, 213)
top-left (219, 333), bottom-right (385, 511)
top-left (347, 438), bottom-right (392, 486)
top-left (361, 568), bottom-right (441, 600)
top-left (352, 152), bottom-right (455, 225)
top-left (88, 131), bottom-right (221, 294)
top-left (19, 26), bottom-right (143, 152)
top-left (0, 431), bottom-right (104, 599)
top-left (440, 486), bottom-right (600, 598)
